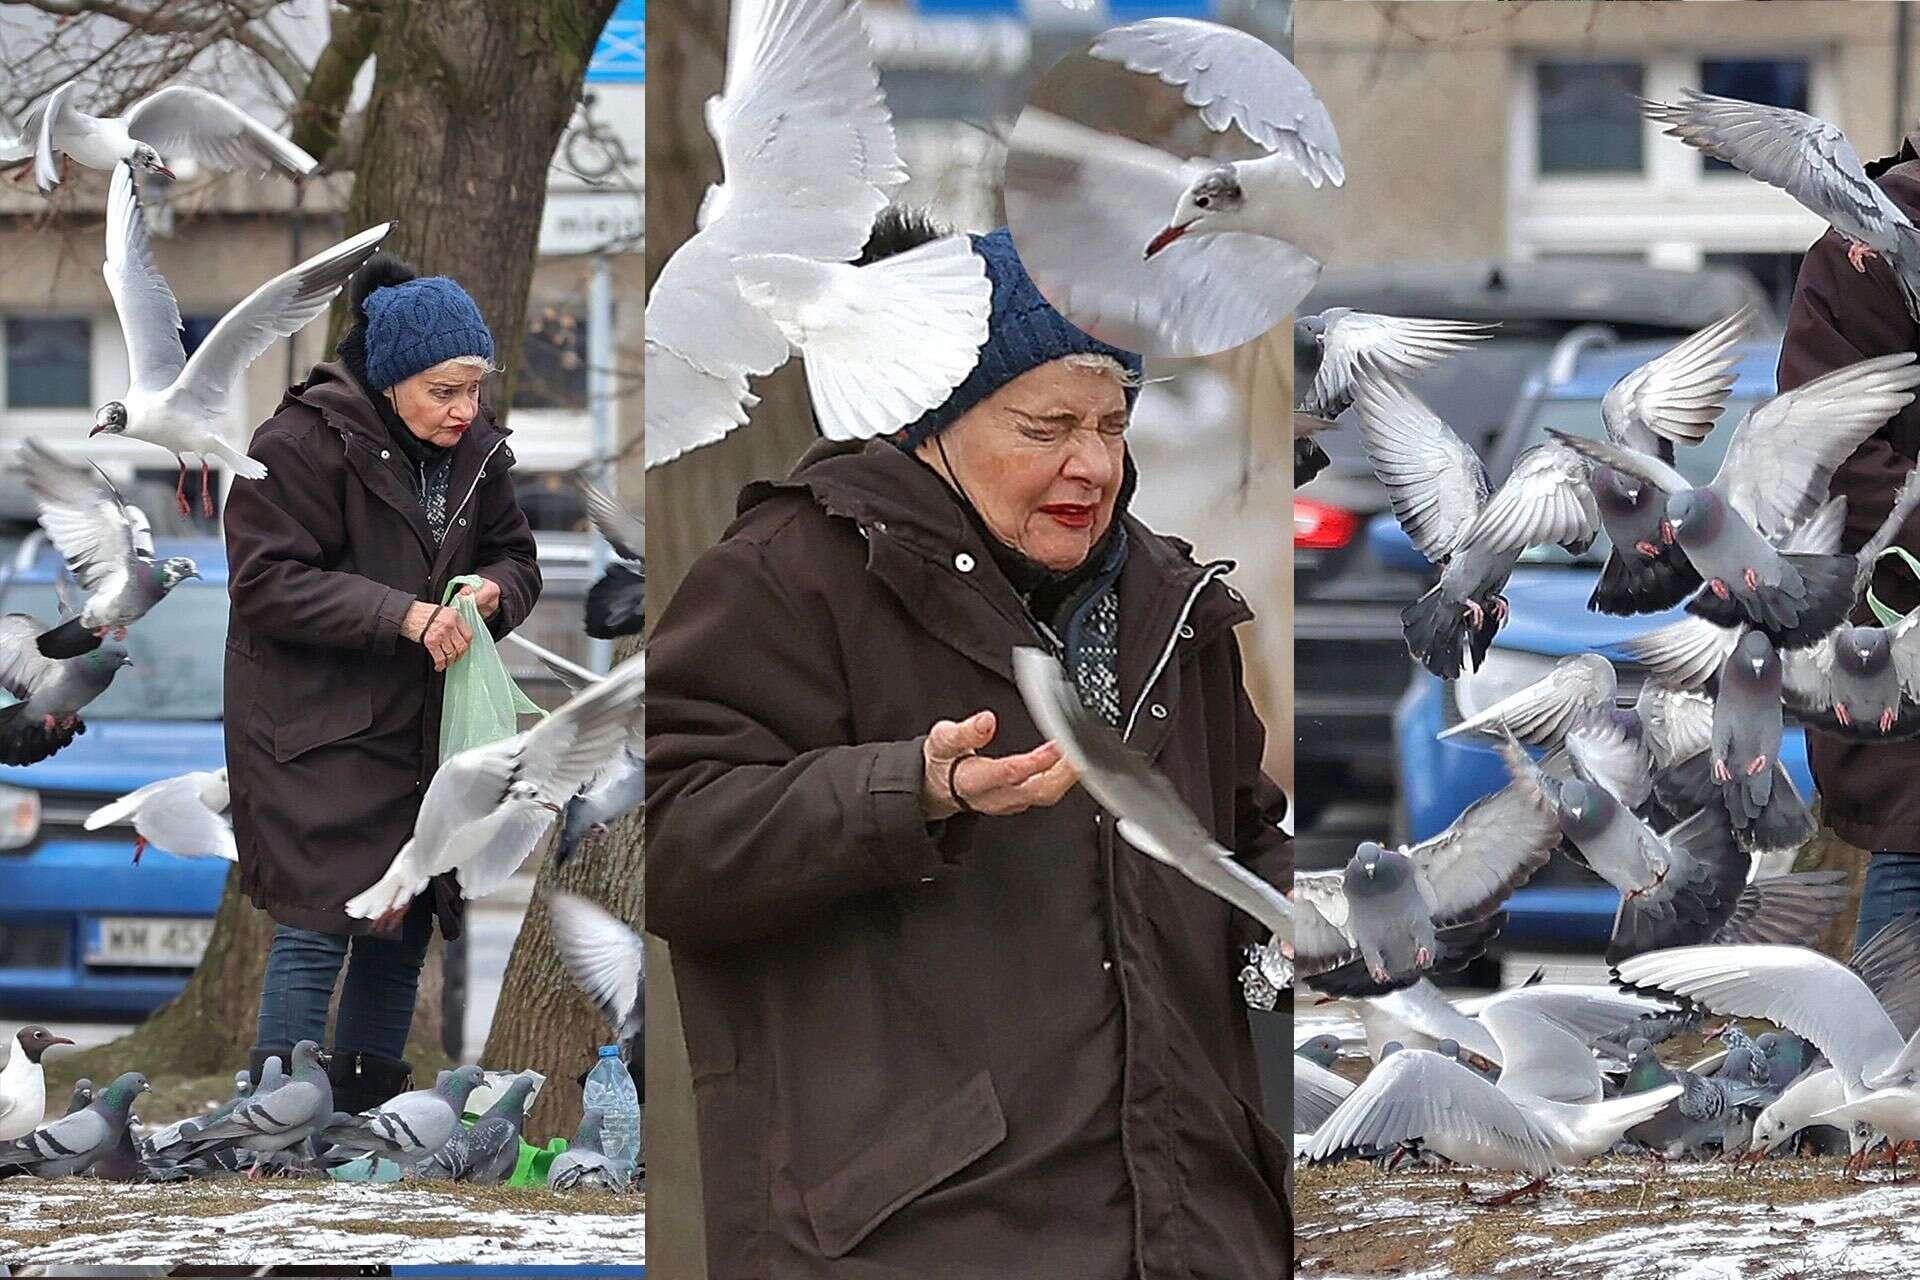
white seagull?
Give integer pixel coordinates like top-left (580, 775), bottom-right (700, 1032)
top-left (645, 0), bottom-right (991, 467)
top-left (91, 164), bottom-right (390, 518)
top-left (346, 655), bottom-right (646, 924)
top-left (11, 81), bottom-right (317, 192)
top-left (84, 767), bottom-right (235, 865)
top-left (0, 1027), bottom-right (73, 1143)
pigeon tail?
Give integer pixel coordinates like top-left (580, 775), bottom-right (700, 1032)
top-left (1652, 752), bottom-right (1717, 815)
top-left (35, 615), bottom-right (102, 659)
top-left (1401, 586), bottom-right (1476, 681)
top-left (1308, 912), bottom-right (1506, 999)
top-left (584, 562), bottom-right (645, 639)
top-left (1734, 770), bottom-right (1815, 852)
top-left (1685, 552), bottom-right (1857, 650)
top-left (1588, 544), bottom-right (1700, 617)
top-left (0, 703), bottom-right (82, 766)
top-left (1605, 811), bottom-right (1746, 966)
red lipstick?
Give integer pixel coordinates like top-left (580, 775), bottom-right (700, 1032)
top-left (1040, 503), bottom-right (1095, 529)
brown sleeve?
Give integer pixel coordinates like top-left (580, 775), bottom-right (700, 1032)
top-left (1227, 642), bottom-right (1291, 891)
top-left (1777, 200), bottom-right (1920, 562)
top-left (225, 423), bottom-right (416, 652)
top-left (644, 533), bottom-right (967, 950)
top-left (471, 456), bottom-right (542, 639)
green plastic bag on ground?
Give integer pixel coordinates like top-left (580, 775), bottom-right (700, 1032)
top-left (438, 573), bottom-right (543, 764)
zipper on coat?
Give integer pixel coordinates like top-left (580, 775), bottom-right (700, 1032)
top-left (1121, 561), bottom-right (1231, 743)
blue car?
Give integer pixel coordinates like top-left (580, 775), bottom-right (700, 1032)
top-left (1376, 335), bottom-right (1816, 955)
top-left (0, 536), bottom-right (230, 1018)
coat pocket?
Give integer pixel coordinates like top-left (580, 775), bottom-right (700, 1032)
top-left (800, 1069), bottom-right (1007, 1259)
top-left (270, 689), bottom-right (375, 763)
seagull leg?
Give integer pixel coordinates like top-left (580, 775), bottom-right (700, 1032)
top-left (132, 836), bottom-right (145, 866)
top-left (173, 459), bottom-right (191, 520)
top-left (200, 459), bottom-right (214, 518)
top-left (1473, 1176), bottom-right (1549, 1208)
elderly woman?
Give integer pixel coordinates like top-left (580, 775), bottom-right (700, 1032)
top-left (647, 223), bottom-right (1292, 1278)
top-left (223, 256), bottom-right (542, 1114)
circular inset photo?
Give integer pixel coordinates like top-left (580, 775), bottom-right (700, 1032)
top-left (1004, 16), bottom-right (1341, 360)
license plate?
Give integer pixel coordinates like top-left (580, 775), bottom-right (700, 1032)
top-left (86, 917), bottom-right (214, 967)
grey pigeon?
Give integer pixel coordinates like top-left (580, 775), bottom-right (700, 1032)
top-left (0, 1072), bottom-right (148, 1179)
top-left (320, 1064), bottom-right (486, 1171)
top-left (1757, 1031), bottom-right (1815, 1091)
top-left (1643, 91), bottom-right (1920, 322)
top-left (578, 477), bottom-right (645, 640)
top-left (1498, 730), bottom-right (1746, 966)
top-left (1352, 375), bottom-right (1599, 678)
top-left (549, 893), bottom-right (644, 1079)
top-left (1549, 352), bottom-right (1920, 647)
top-left (63, 1079), bottom-right (91, 1119)
top-left (556, 738), bottom-right (643, 867)
top-left (0, 615), bottom-right (131, 764)
top-left (164, 1041), bottom-right (332, 1174)
top-left (1711, 630), bottom-right (1786, 834)
top-left (1293, 308), bottom-right (1493, 424)
top-left (1295, 1034), bottom-right (1342, 1070)
top-left (413, 1073), bottom-right (536, 1184)
top-left (1629, 1066), bottom-right (1769, 1158)
top-left (256, 1054), bottom-right (287, 1095)
top-left (1585, 309), bottom-right (1751, 615)
top-left (18, 439), bottom-right (198, 659)
top-left (548, 1108), bottom-right (629, 1192)
top-left (143, 1069), bottom-right (252, 1160)
top-left (1293, 771), bottom-right (1561, 996)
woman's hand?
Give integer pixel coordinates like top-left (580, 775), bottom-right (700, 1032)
top-left (460, 577), bottom-right (502, 620)
top-left (920, 709), bottom-right (1078, 820)
top-left (403, 601), bottom-right (473, 671)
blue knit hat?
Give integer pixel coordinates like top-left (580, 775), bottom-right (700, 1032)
top-left (898, 227), bottom-right (1144, 449)
top-left (362, 276), bottom-right (495, 391)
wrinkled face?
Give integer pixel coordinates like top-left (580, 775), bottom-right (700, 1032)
top-left (1148, 167), bottom-right (1244, 257)
top-left (387, 359), bottom-right (487, 447)
top-left (90, 402), bottom-right (128, 437)
top-left (159, 557), bottom-right (200, 588)
top-left (916, 359), bottom-right (1128, 572)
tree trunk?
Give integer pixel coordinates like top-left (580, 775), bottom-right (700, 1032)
top-left (60, 0), bottom-right (613, 1093)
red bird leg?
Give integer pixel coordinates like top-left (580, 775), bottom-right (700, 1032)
top-left (1746, 755), bottom-right (1768, 776)
top-left (1836, 704), bottom-right (1853, 727)
top-left (200, 459), bottom-right (214, 518)
top-left (40, 714), bottom-right (56, 732)
top-left (1415, 946), bottom-right (1432, 968)
top-left (173, 461), bottom-right (191, 519)
top-left (1493, 596), bottom-right (1511, 623)
top-left (1883, 707), bottom-right (1899, 733)
top-left (1744, 567), bottom-right (1760, 591)
top-left (1849, 240), bottom-right (1879, 272)
top-left (132, 836), bottom-right (146, 866)
top-left (1463, 599), bottom-right (1484, 628)
top-left (1635, 540), bottom-right (1660, 557)
top-left (1708, 579), bottom-right (1731, 600)
top-left (1712, 758), bottom-right (1732, 783)
top-left (1660, 520), bottom-right (1675, 544)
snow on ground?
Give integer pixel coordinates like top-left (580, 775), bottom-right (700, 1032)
top-left (1296, 1158), bottom-right (1920, 1279)
top-left (0, 1180), bottom-right (643, 1265)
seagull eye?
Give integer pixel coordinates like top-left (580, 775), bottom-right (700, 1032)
top-left (1195, 196), bottom-right (1210, 208)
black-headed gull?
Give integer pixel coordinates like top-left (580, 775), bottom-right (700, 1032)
top-left (91, 164), bottom-right (391, 518)
top-left (0, 1028), bottom-right (74, 1143)
top-left (18, 81), bottom-right (317, 192)
top-left (645, 0), bottom-right (990, 466)
top-left (83, 767), bottom-right (235, 864)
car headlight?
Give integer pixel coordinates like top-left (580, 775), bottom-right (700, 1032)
top-left (1451, 649), bottom-right (1567, 728)
top-left (0, 784), bottom-right (40, 850)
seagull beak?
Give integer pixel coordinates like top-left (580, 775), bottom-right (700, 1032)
top-left (88, 425), bottom-right (105, 437)
top-left (48, 1036), bottom-right (74, 1048)
top-left (540, 800), bottom-right (564, 815)
top-left (1144, 222), bottom-right (1192, 259)
top-left (156, 165), bottom-right (176, 180)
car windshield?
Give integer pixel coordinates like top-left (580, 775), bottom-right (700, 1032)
top-left (1515, 395), bottom-right (1756, 565)
top-left (0, 584), bottom-right (228, 719)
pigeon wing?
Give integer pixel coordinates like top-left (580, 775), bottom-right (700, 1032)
top-left (1460, 442), bottom-right (1600, 554)
top-left (1600, 307), bottom-right (1749, 449)
top-left (575, 478), bottom-right (644, 562)
top-left (549, 892), bottom-right (644, 1039)
top-left (1404, 771), bottom-right (1559, 927)
top-left (0, 615), bottom-right (59, 702)
top-left (1438, 653), bottom-right (1616, 747)
top-left (1349, 374), bottom-right (1491, 563)
top-left (19, 440), bottom-right (146, 595)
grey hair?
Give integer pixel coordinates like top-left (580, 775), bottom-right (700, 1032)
top-left (441, 355), bottom-right (499, 375)
top-left (1063, 352), bottom-right (1141, 389)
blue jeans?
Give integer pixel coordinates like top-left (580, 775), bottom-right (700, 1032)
top-left (255, 898), bottom-right (433, 1060)
top-left (1855, 852), bottom-right (1920, 955)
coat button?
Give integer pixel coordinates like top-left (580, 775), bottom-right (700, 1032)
top-left (1102, 960), bottom-right (1114, 972)
top-left (954, 552), bottom-right (975, 573)
top-left (380, 449), bottom-right (391, 460)
top-left (873, 521), bottom-right (887, 533)
top-left (1179, 624), bottom-right (1195, 640)
top-left (458, 517), bottom-right (468, 527)
top-left (1150, 703), bottom-right (1168, 720)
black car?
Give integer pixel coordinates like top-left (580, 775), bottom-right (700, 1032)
top-left (1294, 260), bottom-right (1773, 826)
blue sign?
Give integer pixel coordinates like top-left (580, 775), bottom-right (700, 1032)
top-left (590, 0), bottom-right (645, 84)
top-left (915, 0), bottom-right (1213, 13)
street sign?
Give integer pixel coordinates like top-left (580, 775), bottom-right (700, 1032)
top-left (590, 0), bottom-right (644, 84)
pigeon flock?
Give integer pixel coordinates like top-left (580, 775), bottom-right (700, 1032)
top-left (0, 79), bottom-right (648, 1197)
top-left (1292, 84), bottom-right (1920, 1209)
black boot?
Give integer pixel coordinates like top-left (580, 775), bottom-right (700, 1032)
top-left (328, 1050), bottom-right (414, 1116)
top-left (247, 1043), bottom-right (294, 1091)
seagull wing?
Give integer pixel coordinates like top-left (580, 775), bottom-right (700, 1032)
top-left (514, 655), bottom-right (646, 802)
top-left (124, 86), bottom-right (318, 177)
top-left (1089, 16), bottom-right (1343, 186)
top-left (33, 80), bottom-right (75, 192)
top-left (102, 164), bottom-right (187, 395)
top-left (1303, 1049), bottom-right (1558, 1175)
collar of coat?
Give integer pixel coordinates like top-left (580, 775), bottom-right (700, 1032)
top-left (741, 438), bottom-right (1254, 735)
top-left (280, 360), bottom-right (513, 559)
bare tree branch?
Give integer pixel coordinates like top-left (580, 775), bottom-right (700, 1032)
top-left (287, 0), bottom-right (376, 166)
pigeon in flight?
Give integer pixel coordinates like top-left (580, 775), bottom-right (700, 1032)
top-left (549, 892), bottom-right (644, 1085)
top-left (1294, 308), bottom-right (1495, 427)
top-left (92, 164), bottom-right (391, 518)
top-left (1352, 375), bottom-right (1599, 678)
top-left (0, 615), bottom-right (131, 765)
top-left (0, 1028), bottom-right (73, 1143)
top-left (1010, 647), bottom-right (1292, 944)
top-left (13, 81), bottom-right (317, 192)
top-left (1643, 90), bottom-right (1920, 322)
top-left (83, 767), bottom-right (235, 864)
top-left (1549, 351), bottom-right (1920, 648)
top-left (0, 1072), bottom-right (148, 1180)
top-left (645, 0), bottom-right (990, 465)
top-left (556, 730), bottom-right (642, 867)
top-left (1088, 17), bottom-right (1343, 258)
top-left (577, 477), bottom-right (644, 640)
top-left (17, 440), bottom-right (198, 658)
top-left (346, 654), bottom-right (645, 923)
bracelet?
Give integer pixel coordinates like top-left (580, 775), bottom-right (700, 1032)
top-left (946, 750), bottom-right (977, 816)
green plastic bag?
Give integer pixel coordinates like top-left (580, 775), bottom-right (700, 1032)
top-left (1866, 545), bottom-right (1920, 627)
top-left (438, 573), bottom-right (543, 764)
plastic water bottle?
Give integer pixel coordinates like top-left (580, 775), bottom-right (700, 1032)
top-left (583, 1045), bottom-right (641, 1173)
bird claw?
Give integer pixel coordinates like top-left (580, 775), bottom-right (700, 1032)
top-left (1660, 520), bottom-right (1675, 545)
top-left (1745, 756), bottom-right (1768, 777)
top-left (1743, 567), bottom-right (1760, 591)
top-left (1415, 946), bottom-right (1432, 968)
top-left (1712, 758), bottom-right (1733, 783)
top-left (1634, 540), bottom-right (1660, 558)
top-left (1836, 704), bottom-right (1854, 727)
top-left (1884, 708), bottom-right (1900, 733)
top-left (1849, 240), bottom-right (1879, 272)
top-left (1462, 600), bottom-right (1484, 629)
top-left (1708, 579), bottom-right (1731, 600)
top-left (1492, 596), bottom-right (1510, 624)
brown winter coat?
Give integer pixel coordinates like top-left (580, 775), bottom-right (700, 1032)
top-left (223, 360), bottom-right (542, 938)
top-left (1778, 136), bottom-right (1920, 852)
top-left (646, 439), bottom-right (1292, 1279)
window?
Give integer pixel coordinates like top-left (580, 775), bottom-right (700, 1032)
top-left (1699, 59), bottom-right (1811, 173)
top-left (513, 303), bottom-right (588, 410)
top-left (1536, 61), bottom-right (1645, 175)
top-left (4, 317), bottom-right (91, 408)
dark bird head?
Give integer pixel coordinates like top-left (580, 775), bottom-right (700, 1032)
top-left (129, 143), bottom-right (173, 180)
top-left (1734, 629), bottom-right (1778, 680)
top-left (158, 557), bottom-right (200, 589)
top-left (1556, 776), bottom-right (1613, 837)
top-left (84, 644), bottom-right (133, 676)
top-left (1837, 625), bottom-right (1891, 676)
top-left (1295, 1033), bottom-right (1342, 1067)
top-left (291, 1040), bottom-right (327, 1073)
top-left (13, 1025), bottom-right (73, 1063)
top-left (1592, 465), bottom-right (1648, 515)
top-left (1664, 486), bottom-right (1722, 539)
top-left (1344, 841), bottom-right (1411, 898)
top-left (101, 1072), bottom-right (151, 1112)
top-left (1435, 1038), bottom-right (1462, 1060)
top-left (90, 401), bottom-right (128, 437)
top-left (1147, 165), bottom-right (1243, 258)
top-left (1379, 1040), bottom-right (1405, 1059)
